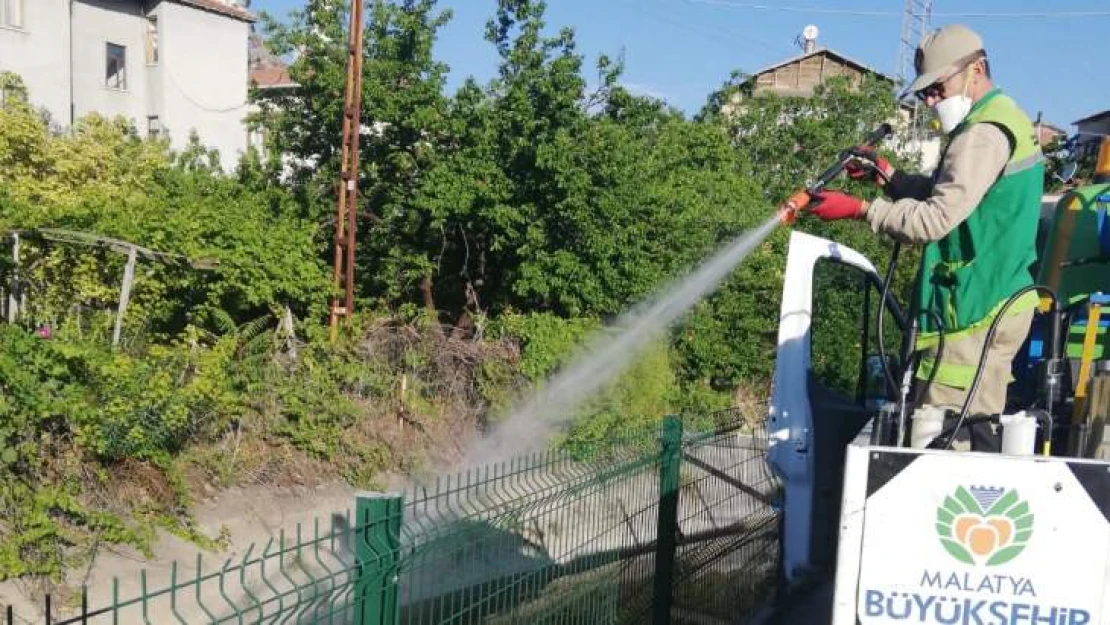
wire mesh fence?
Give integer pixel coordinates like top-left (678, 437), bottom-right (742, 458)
top-left (2, 410), bottom-right (781, 625)
top-left (395, 437), bottom-right (664, 625)
top-left (672, 410), bottom-right (782, 625)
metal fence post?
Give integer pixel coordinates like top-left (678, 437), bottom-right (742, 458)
top-left (356, 492), bottom-right (403, 625)
top-left (652, 415), bottom-right (683, 625)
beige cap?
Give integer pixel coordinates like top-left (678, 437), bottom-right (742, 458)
top-left (905, 24), bottom-right (985, 95)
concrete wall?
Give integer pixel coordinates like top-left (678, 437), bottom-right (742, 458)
top-left (71, 0), bottom-right (149, 125)
top-left (1, 0), bottom-right (250, 171)
top-left (159, 0), bottom-right (249, 170)
top-left (0, 0), bottom-right (70, 127)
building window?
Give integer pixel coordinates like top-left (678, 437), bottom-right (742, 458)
top-left (145, 16), bottom-right (158, 64)
top-left (147, 116), bottom-right (161, 138)
top-left (106, 43), bottom-right (127, 90)
top-left (1, 0), bottom-right (23, 28)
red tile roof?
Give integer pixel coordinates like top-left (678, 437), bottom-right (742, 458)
top-left (250, 66), bottom-right (297, 89)
top-left (173, 0), bottom-right (257, 22)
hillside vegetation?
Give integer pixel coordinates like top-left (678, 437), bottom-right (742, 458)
top-left (0, 0), bottom-right (918, 581)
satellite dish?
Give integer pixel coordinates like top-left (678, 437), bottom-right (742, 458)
top-left (803, 24), bottom-right (819, 41)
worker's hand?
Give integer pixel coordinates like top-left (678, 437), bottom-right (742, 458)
top-left (845, 146), bottom-right (894, 185)
top-left (809, 190), bottom-right (865, 221)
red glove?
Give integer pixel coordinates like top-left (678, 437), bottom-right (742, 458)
top-left (845, 146), bottom-right (893, 184)
top-left (810, 190), bottom-right (865, 221)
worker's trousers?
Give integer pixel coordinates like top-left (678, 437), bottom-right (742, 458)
top-left (913, 308), bottom-right (1035, 449)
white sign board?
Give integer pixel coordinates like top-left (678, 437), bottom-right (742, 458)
top-left (848, 450), bottom-right (1110, 625)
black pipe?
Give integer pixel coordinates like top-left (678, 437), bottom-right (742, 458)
top-left (896, 315), bottom-right (920, 447)
top-left (875, 242), bottom-right (901, 400)
top-left (1038, 304), bottom-right (1068, 419)
top-left (925, 413), bottom-right (997, 450)
top-left (945, 285), bottom-right (1060, 450)
top-left (922, 310), bottom-right (947, 399)
top-left (857, 277), bottom-right (872, 404)
top-left (1029, 409), bottom-right (1055, 456)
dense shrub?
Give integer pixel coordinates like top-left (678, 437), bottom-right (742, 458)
top-left (0, 0), bottom-right (924, 581)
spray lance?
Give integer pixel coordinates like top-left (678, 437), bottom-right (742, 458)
top-left (774, 123), bottom-right (921, 443)
top-left (777, 123), bottom-right (894, 225)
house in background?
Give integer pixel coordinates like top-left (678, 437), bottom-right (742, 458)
top-left (742, 32), bottom-right (882, 98)
top-left (1073, 110), bottom-right (1110, 159)
top-left (719, 25), bottom-right (944, 172)
top-left (248, 29), bottom-right (295, 94)
top-left (245, 27), bottom-right (296, 154)
top-left (1035, 121), bottom-right (1066, 147)
top-left (0, 0), bottom-right (256, 171)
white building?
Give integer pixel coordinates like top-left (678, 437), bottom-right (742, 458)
top-left (0, 0), bottom-right (256, 171)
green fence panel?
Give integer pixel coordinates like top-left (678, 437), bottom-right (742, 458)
top-left (5, 409), bottom-right (781, 625)
top-left (652, 415), bottom-right (683, 625)
top-left (392, 439), bottom-right (664, 625)
top-left (357, 493), bottom-right (403, 625)
top-left (671, 408), bottom-right (783, 624)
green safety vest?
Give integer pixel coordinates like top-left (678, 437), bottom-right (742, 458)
top-left (914, 89), bottom-right (1045, 389)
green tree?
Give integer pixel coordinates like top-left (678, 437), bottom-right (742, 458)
top-left (677, 73), bottom-right (921, 393)
top-left (252, 0), bottom-right (454, 315)
top-left (416, 1), bottom-right (764, 325)
top-left (0, 72), bottom-right (327, 339)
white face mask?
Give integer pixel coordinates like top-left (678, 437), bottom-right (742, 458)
top-left (932, 68), bottom-right (975, 134)
top-left (933, 94), bottom-right (973, 134)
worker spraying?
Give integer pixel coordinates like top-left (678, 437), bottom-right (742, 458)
top-left (805, 24), bottom-right (1046, 449)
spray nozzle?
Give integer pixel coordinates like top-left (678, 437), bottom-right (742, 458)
top-left (778, 189), bottom-right (813, 225)
top-left (774, 122), bottom-right (892, 226)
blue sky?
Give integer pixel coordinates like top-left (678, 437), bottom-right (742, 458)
top-left (250, 0), bottom-right (1110, 130)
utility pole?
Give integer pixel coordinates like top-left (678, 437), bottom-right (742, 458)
top-left (898, 0), bottom-right (934, 143)
top-left (329, 0), bottom-right (365, 341)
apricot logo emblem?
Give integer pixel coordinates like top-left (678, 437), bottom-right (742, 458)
top-left (936, 486), bottom-right (1034, 566)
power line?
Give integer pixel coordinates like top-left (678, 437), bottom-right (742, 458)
top-left (937, 8), bottom-right (1110, 18)
top-left (682, 0), bottom-right (1110, 19)
top-left (633, 0), bottom-right (788, 57)
top-left (166, 66), bottom-right (248, 113)
top-left (683, 0), bottom-right (894, 17)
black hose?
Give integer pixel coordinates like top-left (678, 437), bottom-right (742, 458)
top-left (925, 414), bottom-right (996, 449)
top-left (872, 249), bottom-right (943, 411)
top-left (921, 310), bottom-right (946, 398)
top-left (1033, 409), bottom-right (1055, 456)
top-left (945, 285), bottom-right (1059, 450)
top-left (875, 242), bottom-right (901, 399)
top-left (928, 409), bottom-right (1055, 455)
top-left (869, 164), bottom-right (905, 404)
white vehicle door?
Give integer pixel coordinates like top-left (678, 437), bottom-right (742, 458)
top-left (767, 229), bottom-right (908, 587)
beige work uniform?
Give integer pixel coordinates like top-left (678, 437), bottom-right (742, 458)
top-left (863, 123), bottom-right (1035, 418)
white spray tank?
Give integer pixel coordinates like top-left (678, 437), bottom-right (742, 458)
top-left (1000, 410), bottom-right (1038, 455)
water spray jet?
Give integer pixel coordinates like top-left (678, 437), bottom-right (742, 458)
top-left (457, 123), bottom-right (895, 469)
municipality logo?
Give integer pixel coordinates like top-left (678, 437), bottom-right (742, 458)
top-left (935, 486), bottom-right (1034, 566)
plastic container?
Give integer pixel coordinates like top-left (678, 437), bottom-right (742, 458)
top-left (1000, 411), bottom-right (1038, 455)
top-left (909, 405), bottom-right (945, 449)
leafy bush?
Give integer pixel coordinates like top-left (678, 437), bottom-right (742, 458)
top-left (0, 0), bottom-right (932, 586)
top-left (0, 78), bottom-right (328, 340)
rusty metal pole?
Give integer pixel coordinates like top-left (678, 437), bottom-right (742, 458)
top-left (330, 0), bottom-right (365, 341)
